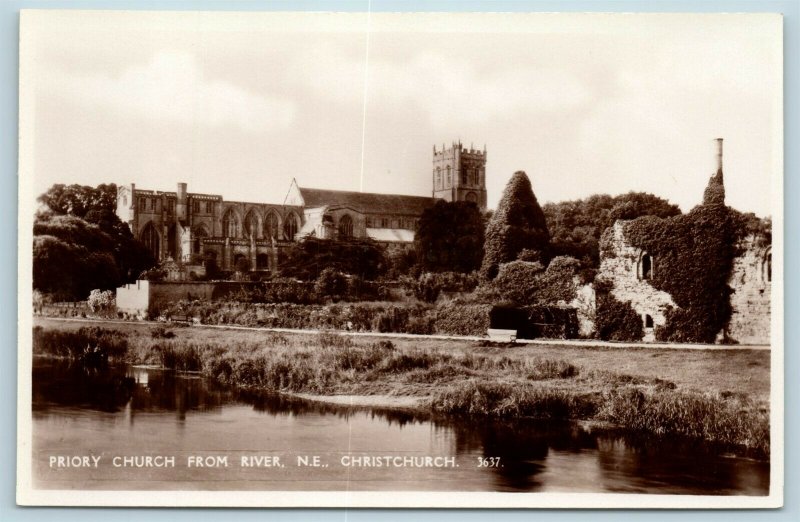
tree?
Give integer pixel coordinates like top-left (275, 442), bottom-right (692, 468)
top-left (414, 200), bottom-right (485, 273)
top-left (34, 184), bottom-right (156, 299)
top-left (37, 183), bottom-right (117, 219)
top-left (543, 192), bottom-right (681, 268)
top-left (480, 171), bottom-right (550, 280)
top-left (33, 216), bottom-right (120, 299)
top-left (280, 237), bottom-right (387, 281)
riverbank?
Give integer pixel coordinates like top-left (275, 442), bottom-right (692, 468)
top-left (31, 316), bottom-right (771, 456)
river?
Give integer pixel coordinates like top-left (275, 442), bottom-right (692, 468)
top-left (31, 358), bottom-right (769, 494)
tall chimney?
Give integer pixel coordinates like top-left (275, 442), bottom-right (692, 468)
top-left (715, 138), bottom-right (723, 173)
top-left (176, 182), bottom-right (187, 221)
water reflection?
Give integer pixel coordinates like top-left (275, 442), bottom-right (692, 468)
top-left (32, 359), bottom-right (769, 495)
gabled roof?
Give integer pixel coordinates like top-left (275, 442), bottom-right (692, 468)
top-left (298, 187), bottom-right (434, 216)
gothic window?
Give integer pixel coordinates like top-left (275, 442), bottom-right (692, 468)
top-left (435, 168), bottom-right (441, 189)
top-left (244, 210), bottom-right (260, 239)
top-left (222, 208), bottom-right (240, 238)
top-left (140, 222), bottom-right (160, 259)
top-left (264, 211), bottom-right (280, 240)
top-left (206, 201), bottom-right (213, 214)
top-left (765, 252), bottom-right (772, 283)
top-left (256, 253), bottom-right (269, 270)
top-left (381, 217), bottom-right (389, 228)
top-left (192, 225), bottom-right (208, 255)
top-left (168, 199), bottom-right (175, 213)
top-left (461, 169), bottom-right (468, 185)
top-left (167, 223), bottom-right (177, 260)
top-left (149, 198), bottom-right (156, 211)
top-left (446, 165), bottom-right (451, 186)
top-left (192, 200), bottom-right (200, 213)
top-left (338, 214), bottom-right (354, 239)
top-left (139, 198), bottom-right (146, 211)
top-left (465, 192), bottom-right (478, 204)
top-left (284, 213), bottom-right (299, 241)
top-left (645, 314), bottom-right (654, 328)
top-left (640, 253), bottom-right (653, 280)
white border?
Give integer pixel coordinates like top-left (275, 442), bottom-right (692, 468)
top-left (16, 9), bottom-right (785, 509)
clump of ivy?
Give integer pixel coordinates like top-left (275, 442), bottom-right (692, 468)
top-left (593, 278), bottom-right (643, 341)
top-left (621, 200), bottom-right (765, 343)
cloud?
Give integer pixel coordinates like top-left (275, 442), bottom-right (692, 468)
top-left (40, 51), bottom-right (295, 132)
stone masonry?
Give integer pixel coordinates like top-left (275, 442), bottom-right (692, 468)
top-left (598, 221), bottom-right (676, 342)
top-left (727, 238), bottom-right (771, 344)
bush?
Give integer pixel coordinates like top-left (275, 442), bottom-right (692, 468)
top-left (433, 302), bottom-right (492, 336)
top-left (315, 268), bottom-right (348, 301)
top-left (87, 289), bottom-right (116, 314)
top-left (594, 280), bottom-right (643, 341)
top-left (412, 271), bottom-right (480, 303)
top-left (481, 171), bottom-right (550, 280)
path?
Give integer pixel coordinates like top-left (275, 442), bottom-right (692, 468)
top-left (33, 316), bottom-right (771, 351)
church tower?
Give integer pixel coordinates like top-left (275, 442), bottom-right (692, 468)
top-left (432, 140), bottom-right (487, 210)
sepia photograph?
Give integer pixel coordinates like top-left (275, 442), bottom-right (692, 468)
top-left (16, 9), bottom-right (783, 508)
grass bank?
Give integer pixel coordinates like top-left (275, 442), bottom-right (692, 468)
top-left (32, 317), bottom-right (771, 456)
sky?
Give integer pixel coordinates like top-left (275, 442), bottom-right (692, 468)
top-left (20, 11), bottom-right (782, 217)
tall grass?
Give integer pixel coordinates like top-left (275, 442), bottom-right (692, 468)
top-left (598, 388), bottom-right (770, 453)
top-left (431, 381), bottom-right (598, 419)
top-left (31, 324), bottom-right (770, 455)
top-left (33, 326), bottom-right (128, 364)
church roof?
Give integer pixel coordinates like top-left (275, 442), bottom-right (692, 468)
top-left (298, 187), bottom-right (434, 216)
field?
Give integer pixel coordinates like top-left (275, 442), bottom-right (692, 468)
top-left (31, 316), bottom-right (771, 455)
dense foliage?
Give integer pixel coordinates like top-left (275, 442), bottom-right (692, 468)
top-left (491, 256), bottom-right (581, 306)
top-left (622, 202), bottom-right (767, 343)
top-left (279, 237), bottom-right (387, 281)
top-left (481, 171), bottom-right (550, 280)
top-left (34, 184), bottom-right (155, 299)
top-left (703, 169), bottom-right (726, 206)
top-left (543, 192), bottom-right (681, 268)
top-left (593, 279), bottom-right (644, 341)
top-left (414, 200), bottom-right (485, 273)
top-left (410, 271), bottom-right (480, 303)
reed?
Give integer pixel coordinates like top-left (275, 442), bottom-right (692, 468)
top-left (31, 322), bottom-right (770, 455)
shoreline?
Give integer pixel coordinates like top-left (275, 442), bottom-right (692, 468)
top-left (31, 317), bottom-right (771, 458)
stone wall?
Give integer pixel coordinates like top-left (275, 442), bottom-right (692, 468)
top-left (727, 239), bottom-right (771, 345)
top-left (569, 281), bottom-right (596, 338)
top-left (598, 222), bottom-right (675, 342)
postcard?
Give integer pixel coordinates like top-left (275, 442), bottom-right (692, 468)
top-left (17, 10), bottom-right (783, 508)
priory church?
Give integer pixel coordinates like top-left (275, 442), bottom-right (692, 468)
top-left (115, 141), bottom-right (487, 273)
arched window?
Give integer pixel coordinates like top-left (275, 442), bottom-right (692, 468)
top-left (765, 252), bottom-right (772, 283)
top-left (640, 253), bottom-right (653, 280)
top-left (167, 224), bottom-right (178, 260)
top-left (256, 253), bottom-right (269, 270)
top-left (338, 214), bottom-right (354, 239)
top-left (465, 192), bottom-right (478, 204)
top-left (283, 213), bottom-right (299, 241)
top-left (222, 208), bottom-right (239, 238)
top-left (244, 210), bottom-right (260, 239)
top-left (446, 165), bottom-right (451, 185)
top-left (644, 314), bottom-right (654, 328)
top-left (140, 222), bottom-right (160, 259)
top-left (461, 168), bottom-right (468, 185)
top-left (264, 211), bottom-right (280, 240)
top-left (192, 225), bottom-right (208, 255)
top-left (435, 168), bottom-right (441, 189)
